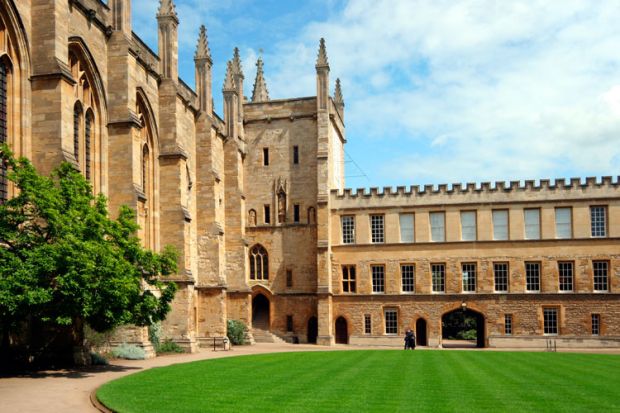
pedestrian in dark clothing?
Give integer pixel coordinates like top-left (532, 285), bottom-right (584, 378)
top-left (404, 329), bottom-right (415, 350)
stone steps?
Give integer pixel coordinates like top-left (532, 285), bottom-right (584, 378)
top-left (251, 328), bottom-right (287, 344)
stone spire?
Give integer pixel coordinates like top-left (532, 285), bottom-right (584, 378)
top-left (157, 0), bottom-right (178, 20)
top-left (251, 56), bottom-right (270, 103)
top-left (223, 61), bottom-right (236, 91)
top-left (334, 78), bottom-right (344, 106)
top-left (316, 38), bottom-right (329, 68)
top-left (194, 25), bottom-right (211, 61)
top-left (231, 47), bottom-right (243, 77)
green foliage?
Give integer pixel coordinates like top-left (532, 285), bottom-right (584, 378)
top-left (226, 320), bottom-right (246, 345)
top-left (457, 329), bottom-right (478, 340)
top-left (90, 351), bottom-right (109, 366)
top-left (0, 144), bottom-right (178, 361)
top-left (97, 351), bottom-right (620, 413)
top-left (111, 343), bottom-right (146, 360)
top-left (156, 339), bottom-right (184, 354)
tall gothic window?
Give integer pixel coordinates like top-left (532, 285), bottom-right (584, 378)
top-left (73, 102), bottom-right (82, 167)
top-left (142, 143), bottom-right (149, 191)
top-left (0, 60), bottom-right (7, 204)
top-left (85, 111), bottom-right (93, 180)
top-left (249, 244), bottom-right (268, 280)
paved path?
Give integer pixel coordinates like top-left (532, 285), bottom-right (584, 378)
top-left (2, 343), bottom-right (619, 413)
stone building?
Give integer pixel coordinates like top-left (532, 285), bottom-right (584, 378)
top-left (1, 0), bottom-right (618, 353)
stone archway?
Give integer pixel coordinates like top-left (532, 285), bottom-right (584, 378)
top-left (415, 318), bottom-right (428, 346)
top-left (252, 294), bottom-right (270, 330)
top-left (335, 316), bottom-right (348, 344)
top-left (441, 308), bottom-right (486, 348)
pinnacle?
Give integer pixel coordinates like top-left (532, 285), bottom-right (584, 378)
top-left (223, 61), bottom-right (236, 91)
top-left (157, 0), bottom-right (178, 18)
top-left (316, 38), bottom-right (329, 68)
top-left (334, 78), bottom-right (344, 106)
top-left (231, 47), bottom-right (244, 77)
top-left (195, 25), bottom-right (211, 61)
top-left (251, 56), bottom-right (270, 103)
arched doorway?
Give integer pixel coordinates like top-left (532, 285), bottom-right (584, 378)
top-left (415, 318), bottom-right (428, 346)
top-left (335, 317), bottom-right (348, 344)
top-left (441, 308), bottom-right (486, 348)
top-left (252, 294), bottom-right (270, 330)
top-left (307, 316), bottom-right (318, 344)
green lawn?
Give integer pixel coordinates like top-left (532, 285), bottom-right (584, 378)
top-left (97, 350), bottom-right (620, 412)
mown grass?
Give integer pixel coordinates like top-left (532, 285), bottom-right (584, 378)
top-left (97, 350), bottom-right (620, 412)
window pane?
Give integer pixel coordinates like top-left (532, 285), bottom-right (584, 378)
top-left (555, 208), bottom-right (571, 239)
top-left (364, 314), bottom-right (371, 335)
top-left (592, 314), bottom-right (600, 336)
top-left (558, 262), bottom-right (573, 292)
top-left (430, 212), bottom-right (445, 242)
top-left (492, 210), bottom-right (508, 240)
top-left (371, 215), bottom-right (384, 243)
top-left (494, 263), bottom-right (509, 292)
top-left (401, 265), bottom-right (415, 293)
top-left (460, 211), bottom-right (476, 241)
top-left (462, 263), bottom-right (476, 292)
top-left (544, 308), bottom-right (558, 335)
top-left (341, 216), bottom-right (355, 244)
top-left (432, 264), bottom-right (445, 292)
top-left (399, 214), bottom-right (414, 243)
top-left (505, 314), bottom-right (512, 335)
top-left (372, 265), bottom-right (385, 293)
top-left (385, 310), bottom-right (398, 335)
top-left (591, 206), bottom-right (606, 237)
top-left (525, 262), bottom-right (541, 292)
top-left (593, 261), bottom-right (608, 292)
top-left (524, 209), bottom-right (540, 240)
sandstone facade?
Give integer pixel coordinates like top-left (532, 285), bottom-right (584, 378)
top-left (2, 0), bottom-right (619, 352)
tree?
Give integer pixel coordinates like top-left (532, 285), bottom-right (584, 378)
top-left (0, 145), bottom-right (178, 366)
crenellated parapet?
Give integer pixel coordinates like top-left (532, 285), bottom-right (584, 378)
top-left (331, 176), bottom-right (620, 208)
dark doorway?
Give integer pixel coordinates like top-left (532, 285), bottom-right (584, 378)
top-left (307, 316), bottom-right (318, 344)
top-left (252, 294), bottom-right (270, 330)
top-left (335, 317), bottom-right (348, 344)
top-left (441, 308), bottom-right (485, 348)
top-left (415, 318), bottom-right (428, 346)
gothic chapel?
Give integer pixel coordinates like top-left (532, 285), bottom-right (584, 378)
top-left (2, 0), bottom-right (620, 353)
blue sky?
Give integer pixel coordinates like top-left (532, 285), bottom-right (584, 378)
top-left (133, 0), bottom-right (620, 189)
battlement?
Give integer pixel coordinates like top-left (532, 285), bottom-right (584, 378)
top-left (331, 176), bottom-right (620, 208)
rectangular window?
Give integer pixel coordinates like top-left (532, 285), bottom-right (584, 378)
top-left (543, 308), bottom-right (558, 335)
top-left (524, 208), bottom-right (541, 240)
top-left (263, 148), bottom-right (269, 166)
top-left (399, 213), bottom-right (415, 243)
top-left (593, 261), bottom-right (609, 292)
top-left (492, 210), bottom-right (509, 240)
top-left (431, 263), bottom-right (445, 293)
top-left (364, 314), bottom-right (372, 335)
top-left (372, 265), bottom-right (385, 293)
top-left (525, 262), bottom-right (541, 292)
top-left (286, 270), bottom-right (293, 288)
top-left (555, 207), bottom-right (572, 239)
top-left (462, 263), bottom-right (476, 292)
top-left (505, 314), bottom-right (513, 335)
top-left (342, 265), bottom-right (356, 293)
top-left (591, 206), bottom-right (607, 237)
top-left (341, 216), bottom-right (355, 244)
top-left (384, 309), bottom-right (398, 335)
top-left (592, 314), bottom-right (600, 336)
top-left (558, 261), bottom-right (573, 292)
top-left (286, 315), bottom-right (293, 332)
top-left (293, 204), bottom-right (300, 223)
top-left (293, 145), bottom-right (299, 164)
top-left (494, 263), bottom-right (509, 292)
top-left (460, 211), bottom-right (477, 241)
top-left (401, 264), bottom-right (415, 293)
top-left (263, 205), bottom-right (271, 224)
top-left (430, 212), bottom-right (445, 242)
top-left (370, 215), bottom-right (385, 243)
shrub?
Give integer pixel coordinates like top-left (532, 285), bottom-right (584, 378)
top-left (457, 329), bottom-right (478, 340)
top-left (227, 320), bottom-right (247, 345)
top-left (148, 322), bottom-right (162, 349)
top-left (90, 352), bottom-right (109, 366)
top-left (112, 343), bottom-right (146, 360)
top-left (156, 339), bottom-right (185, 355)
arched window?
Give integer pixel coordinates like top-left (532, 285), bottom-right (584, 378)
top-left (142, 143), bottom-right (149, 191)
top-left (85, 111), bottom-right (93, 180)
top-left (0, 60), bottom-right (7, 203)
top-left (249, 244), bottom-right (268, 280)
top-left (73, 102), bottom-right (82, 167)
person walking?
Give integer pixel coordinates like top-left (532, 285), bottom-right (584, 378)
top-left (404, 329), bottom-right (414, 350)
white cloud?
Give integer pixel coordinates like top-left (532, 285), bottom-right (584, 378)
top-left (260, 0), bottom-right (620, 186)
